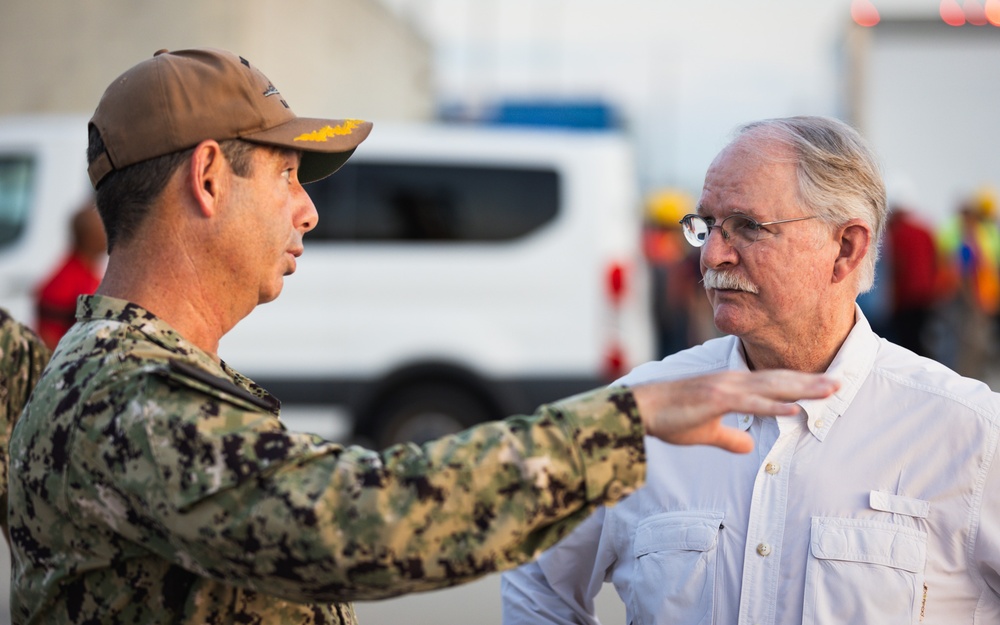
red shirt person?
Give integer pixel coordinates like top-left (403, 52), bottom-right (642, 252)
top-left (35, 202), bottom-right (106, 348)
top-left (885, 206), bottom-right (939, 356)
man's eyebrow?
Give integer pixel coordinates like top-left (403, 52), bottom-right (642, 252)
top-left (279, 147), bottom-right (301, 164)
top-left (694, 205), bottom-right (716, 219)
top-left (262, 145), bottom-right (299, 165)
top-left (698, 206), bottom-right (757, 217)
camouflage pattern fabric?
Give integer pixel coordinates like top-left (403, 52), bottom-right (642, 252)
top-left (0, 308), bottom-right (51, 541)
top-left (9, 295), bottom-right (646, 624)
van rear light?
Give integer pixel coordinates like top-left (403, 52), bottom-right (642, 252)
top-left (603, 343), bottom-right (626, 381)
top-left (606, 262), bottom-right (627, 306)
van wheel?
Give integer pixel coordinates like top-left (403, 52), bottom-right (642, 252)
top-left (370, 384), bottom-right (490, 448)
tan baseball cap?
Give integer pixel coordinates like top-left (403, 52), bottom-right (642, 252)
top-left (88, 48), bottom-right (373, 188)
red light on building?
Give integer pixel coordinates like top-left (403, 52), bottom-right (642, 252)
top-left (986, 0), bottom-right (1000, 25)
top-left (966, 0), bottom-right (989, 24)
top-left (851, 0), bottom-right (880, 27)
top-left (941, 0), bottom-right (968, 25)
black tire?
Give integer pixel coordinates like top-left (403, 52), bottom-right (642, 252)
top-left (369, 383), bottom-right (491, 448)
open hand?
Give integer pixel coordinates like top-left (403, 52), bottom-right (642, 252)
top-left (631, 370), bottom-right (840, 453)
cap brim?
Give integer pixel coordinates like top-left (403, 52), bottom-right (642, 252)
top-left (243, 117), bottom-right (373, 183)
top-left (299, 149), bottom-right (357, 184)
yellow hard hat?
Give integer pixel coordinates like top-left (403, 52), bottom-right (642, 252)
top-left (972, 185), bottom-right (998, 219)
top-left (646, 188), bottom-right (694, 227)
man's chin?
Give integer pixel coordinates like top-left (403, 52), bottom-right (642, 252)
top-left (258, 281), bottom-right (284, 306)
top-left (711, 304), bottom-right (748, 336)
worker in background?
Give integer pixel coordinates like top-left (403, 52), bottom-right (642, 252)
top-left (34, 199), bottom-right (107, 349)
top-left (936, 185), bottom-right (1000, 380)
top-left (642, 188), bottom-right (713, 356)
top-left (883, 175), bottom-right (940, 358)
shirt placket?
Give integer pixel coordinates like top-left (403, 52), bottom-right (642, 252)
top-left (737, 415), bottom-right (805, 625)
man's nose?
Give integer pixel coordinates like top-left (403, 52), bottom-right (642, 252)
top-left (296, 187), bottom-right (319, 234)
top-left (700, 225), bottom-right (738, 268)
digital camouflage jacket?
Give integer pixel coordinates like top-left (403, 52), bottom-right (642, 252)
top-left (9, 295), bottom-right (646, 624)
top-left (0, 307), bottom-right (50, 539)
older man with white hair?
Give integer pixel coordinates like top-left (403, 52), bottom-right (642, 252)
top-left (501, 116), bottom-right (1000, 624)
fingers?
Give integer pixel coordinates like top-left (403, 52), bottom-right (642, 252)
top-left (733, 372), bottom-right (839, 416)
top-left (709, 427), bottom-right (755, 454)
top-left (632, 369), bottom-right (840, 453)
top-left (742, 371), bottom-right (840, 402)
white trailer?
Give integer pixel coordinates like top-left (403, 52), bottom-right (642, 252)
top-left (844, 17), bottom-right (1000, 223)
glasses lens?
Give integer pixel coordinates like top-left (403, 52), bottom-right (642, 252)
top-left (682, 216), bottom-right (709, 247)
top-left (723, 215), bottom-right (760, 248)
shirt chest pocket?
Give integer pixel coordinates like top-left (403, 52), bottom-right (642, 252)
top-left (630, 511), bottom-right (724, 625)
top-left (803, 516), bottom-right (927, 625)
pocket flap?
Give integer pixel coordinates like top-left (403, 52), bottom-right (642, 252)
top-left (869, 490), bottom-right (930, 519)
top-left (810, 517), bottom-right (926, 573)
top-left (634, 511), bottom-right (724, 557)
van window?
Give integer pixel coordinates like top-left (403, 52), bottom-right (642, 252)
top-left (0, 156), bottom-right (34, 248)
top-left (305, 162), bottom-right (559, 242)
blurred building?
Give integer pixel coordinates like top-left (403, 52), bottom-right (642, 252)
top-left (0, 0), bottom-right (433, 121)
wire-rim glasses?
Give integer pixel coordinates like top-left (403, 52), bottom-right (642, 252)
top-left (678, 213), bottom-right (818, 249)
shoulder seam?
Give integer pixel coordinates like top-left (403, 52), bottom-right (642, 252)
top-left (160, 359), bottom-right (279, 412)
top-left (871, 366), bottom-right (1000, 425)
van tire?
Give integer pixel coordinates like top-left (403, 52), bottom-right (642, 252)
top-left (369, 383), bottom-right (490, 448)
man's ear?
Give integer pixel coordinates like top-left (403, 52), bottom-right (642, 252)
top-left (188, 140), bottom-right (227, 218)
top-left (832, 219), bottom-right (871, 284)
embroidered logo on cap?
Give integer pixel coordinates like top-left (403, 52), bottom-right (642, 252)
top-left (294, 120), bottom-right (365, 142)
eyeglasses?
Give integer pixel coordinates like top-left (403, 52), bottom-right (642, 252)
top-left (678, 213), bottom-right (818, 249)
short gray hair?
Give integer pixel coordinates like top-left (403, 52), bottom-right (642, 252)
top-left (734, 116), bottom-right (886, 292)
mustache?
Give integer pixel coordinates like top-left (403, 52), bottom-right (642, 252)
top-left (702, 269), bottom-right (760, 294)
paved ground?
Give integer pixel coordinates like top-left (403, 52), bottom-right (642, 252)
top-left (355, 574), bottom-right (625, 625)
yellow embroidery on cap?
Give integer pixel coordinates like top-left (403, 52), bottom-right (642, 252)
top-left (294, 120), bottom-right (365, 142)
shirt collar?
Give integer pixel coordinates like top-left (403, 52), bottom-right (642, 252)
top-left (75, 293), bottom-right (226, 378)
top-left (728, 304), bottom-right (879, 441)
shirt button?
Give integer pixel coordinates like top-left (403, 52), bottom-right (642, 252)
top-left (757, 543), bottom-right (772, 557)
top-left (815, 418), bottom-right (826, 429)
top-left (741, 415), bottom-right (751, 424)
top-left (765, 462), bottom-right (780, 475)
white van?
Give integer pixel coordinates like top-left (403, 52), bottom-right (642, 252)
top-left (0, 116), bottom-right (94, 326)
top-left (0, 117), bottom-right (655, 448)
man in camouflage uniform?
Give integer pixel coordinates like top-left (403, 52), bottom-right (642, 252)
top-left (0, 308), bottom-right (50, 542)
top-left (8, 48), bottom-right (836, 624)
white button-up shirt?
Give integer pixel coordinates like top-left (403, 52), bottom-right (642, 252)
top-left (501, 310), bottom-right (1000, 624)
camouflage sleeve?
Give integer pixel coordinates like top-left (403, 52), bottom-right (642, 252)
top-left (82, 366), bottom-right (646, 604)
top-left (0, 310), bottom-right (51, 513)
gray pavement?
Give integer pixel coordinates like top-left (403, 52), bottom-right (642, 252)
top-left (356, 573), bottom-right (625, 625)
